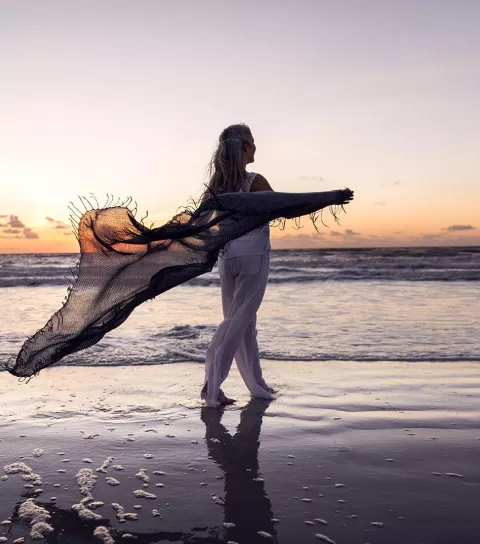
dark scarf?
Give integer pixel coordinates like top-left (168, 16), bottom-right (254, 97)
top-left (3, 188), bottom-right (352, 378)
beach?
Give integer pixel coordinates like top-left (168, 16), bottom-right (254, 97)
top-left (2, 0), bottom-right (480, 540)
top-left (1, 360), bottom-right (479, 543)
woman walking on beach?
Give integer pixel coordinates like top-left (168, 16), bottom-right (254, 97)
top-left (201, 124), bottom-right (275, 407)
top-left (5, 125), bottom-right (353, 382)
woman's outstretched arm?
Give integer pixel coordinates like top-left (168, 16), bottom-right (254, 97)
top-left (251, 174), bottom-right (353, 217)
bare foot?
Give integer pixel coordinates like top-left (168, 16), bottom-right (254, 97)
top-left (218, 390), bottom-right (236, 405)
top-left (205, 398), bottom-right (221, 408)
top-left (219, 396), bottom-right (236, 405)
top-left (202, 387), bottom-right (236, 407)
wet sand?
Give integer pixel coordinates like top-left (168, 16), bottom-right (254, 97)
top-left (0, 360), bottom-right (479, 543)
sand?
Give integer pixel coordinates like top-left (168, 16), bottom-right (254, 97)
top-left (0, 360), bottom-right (479, 543)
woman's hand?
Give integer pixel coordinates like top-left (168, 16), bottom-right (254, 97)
top-left (334, 188), bottom-right (354, 205)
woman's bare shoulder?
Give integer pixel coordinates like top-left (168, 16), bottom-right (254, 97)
top-left (250, 173), bottom-right (274, 192)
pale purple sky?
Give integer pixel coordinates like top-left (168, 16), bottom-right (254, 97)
top-left (1, 0), bottom-right (479, 251)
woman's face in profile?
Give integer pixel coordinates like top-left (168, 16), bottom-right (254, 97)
top-left (244, 135), bottom-right (256, 164)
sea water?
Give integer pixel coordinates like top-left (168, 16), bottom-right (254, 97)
top-left (0, 247), bottom-right (479, 367)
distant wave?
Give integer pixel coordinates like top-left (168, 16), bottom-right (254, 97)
top-left (1, 269), bottom-right (479, 287)
top-left (1, 247), bottom-right (479, 287)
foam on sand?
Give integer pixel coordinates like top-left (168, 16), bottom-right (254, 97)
top-left (111, 503), bottom-right (138, 522)
top-left (4, 462), bottom-right (42, 486)
top-left (71, 502), bottom-right (103, 521)
top-left (96, 457), bottom-right (115, 474)
top-left (133, 489), bottom-right (156, 499)
top-left (17, 499), bottom-right (54, 540)
top-left (93, 526), bottom-right (114, 544)
top-left (135, 469), bottom-right (149, 483)
top-left (4, 462), bottom-right (33, 475)
top-left (315, 535), bottom-right (335, 544)
top-left (75, 468), bottom-right (98, 497)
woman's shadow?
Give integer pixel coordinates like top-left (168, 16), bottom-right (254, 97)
top-left (200, 398), bottom-right (278, 543)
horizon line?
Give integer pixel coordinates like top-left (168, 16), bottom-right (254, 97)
top-left (0, 244), bottom-right (479, 256)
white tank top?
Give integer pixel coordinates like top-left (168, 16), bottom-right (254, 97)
top-left (220, 172), bottom-right (271, 259)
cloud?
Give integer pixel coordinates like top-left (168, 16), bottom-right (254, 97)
top-left (420, 232), bottom-right (444, 239)
top-left (393, 180), bottom-right (402, 185)
top-left (23, 227), bottom-right (39, 239)
top-left (344, 229), bottom-right (361, 236)
top-left (374, 201), bottom-right (387, 206)
top-left (330, 230), bottom-right (342, 237)
top-left (63, 231), bottom-right (74, 236)
top-left (407, 232), bottom-right (480, 247)
top-left (393, 231), bottom-right (403, 234)
top-left (418, 225), bottom-right (478, 240)
top-left (0, 214), bottom-right (8, 218)
top-left (1, 228), bottom-right (21, 234)
top-left (299, 176), bottom-right (324, 181)
top-left (46, 216), bottom-right (70, 230)
top-left (0, 215), bottom-right (40, 240)
top-left (442, 224), bottom-right (476, 232)
top-left (7, 215), bottom-right (25, 228)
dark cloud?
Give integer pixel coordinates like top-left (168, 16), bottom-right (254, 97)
top-left (374, 201), bottom-right (387, 206)
top-left (330, 230), bottom-right (342, 237)
top-left (344, 229), bottom-right (361, 236)
top-left (442, 224), bottom-right (476, 232)
top-left (1, 228), bottom-right (20, 234)
top-left (0, 214), bottom-right (40, 241)
top-left (394, 231), bottom-right (403, 234)
top-left (7, 215), bottom-right (25, 228)
top-left (46, 216), bottom-right (70, 230)
top-left (23, 228), bottom-right (39, 239)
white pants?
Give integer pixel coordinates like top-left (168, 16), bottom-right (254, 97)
top-left (201, 252), bottom-right (273, 406)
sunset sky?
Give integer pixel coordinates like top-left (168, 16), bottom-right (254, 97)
top-left (1, 0), bottom-right (479, 253)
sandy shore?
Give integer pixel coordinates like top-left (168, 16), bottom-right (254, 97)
top-left (0, 360), bottom-right (479, 543)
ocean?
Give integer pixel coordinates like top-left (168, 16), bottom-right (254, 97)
top-left (1, 247), bottom-right (479, 368)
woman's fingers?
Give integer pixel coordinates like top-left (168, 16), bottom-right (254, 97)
top-left (341, 188), bottom-right (354, 203)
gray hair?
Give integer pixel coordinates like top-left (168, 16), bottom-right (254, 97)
top-left (202, 123), bottom-right (253, 200)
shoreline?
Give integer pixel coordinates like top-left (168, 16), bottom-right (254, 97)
top-left (1, 360), bottom-right (479, 543)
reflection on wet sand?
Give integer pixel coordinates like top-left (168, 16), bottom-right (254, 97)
top-left (5, 400), bottom-right (276, 543)
top-left (201, 398), bottom-right (277, 543)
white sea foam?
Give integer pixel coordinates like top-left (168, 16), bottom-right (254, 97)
top-left (76, 468), bottom-right (98, 497)
top-left (17, 499), bottom-right (54, 540)
top-left (93, 526), bottom-right (114, 544)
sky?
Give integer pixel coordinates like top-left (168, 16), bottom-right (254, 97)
top-left (1, 0), bottom-right (479, 253)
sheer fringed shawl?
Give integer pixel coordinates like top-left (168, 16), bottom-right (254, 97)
top-left (4, 189), bottom-right (352, 378)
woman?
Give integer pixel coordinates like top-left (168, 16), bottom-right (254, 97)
top-left (201, 123), bottom-right (278, 408)
top-left (5, 126), bottom-right (353, 382)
